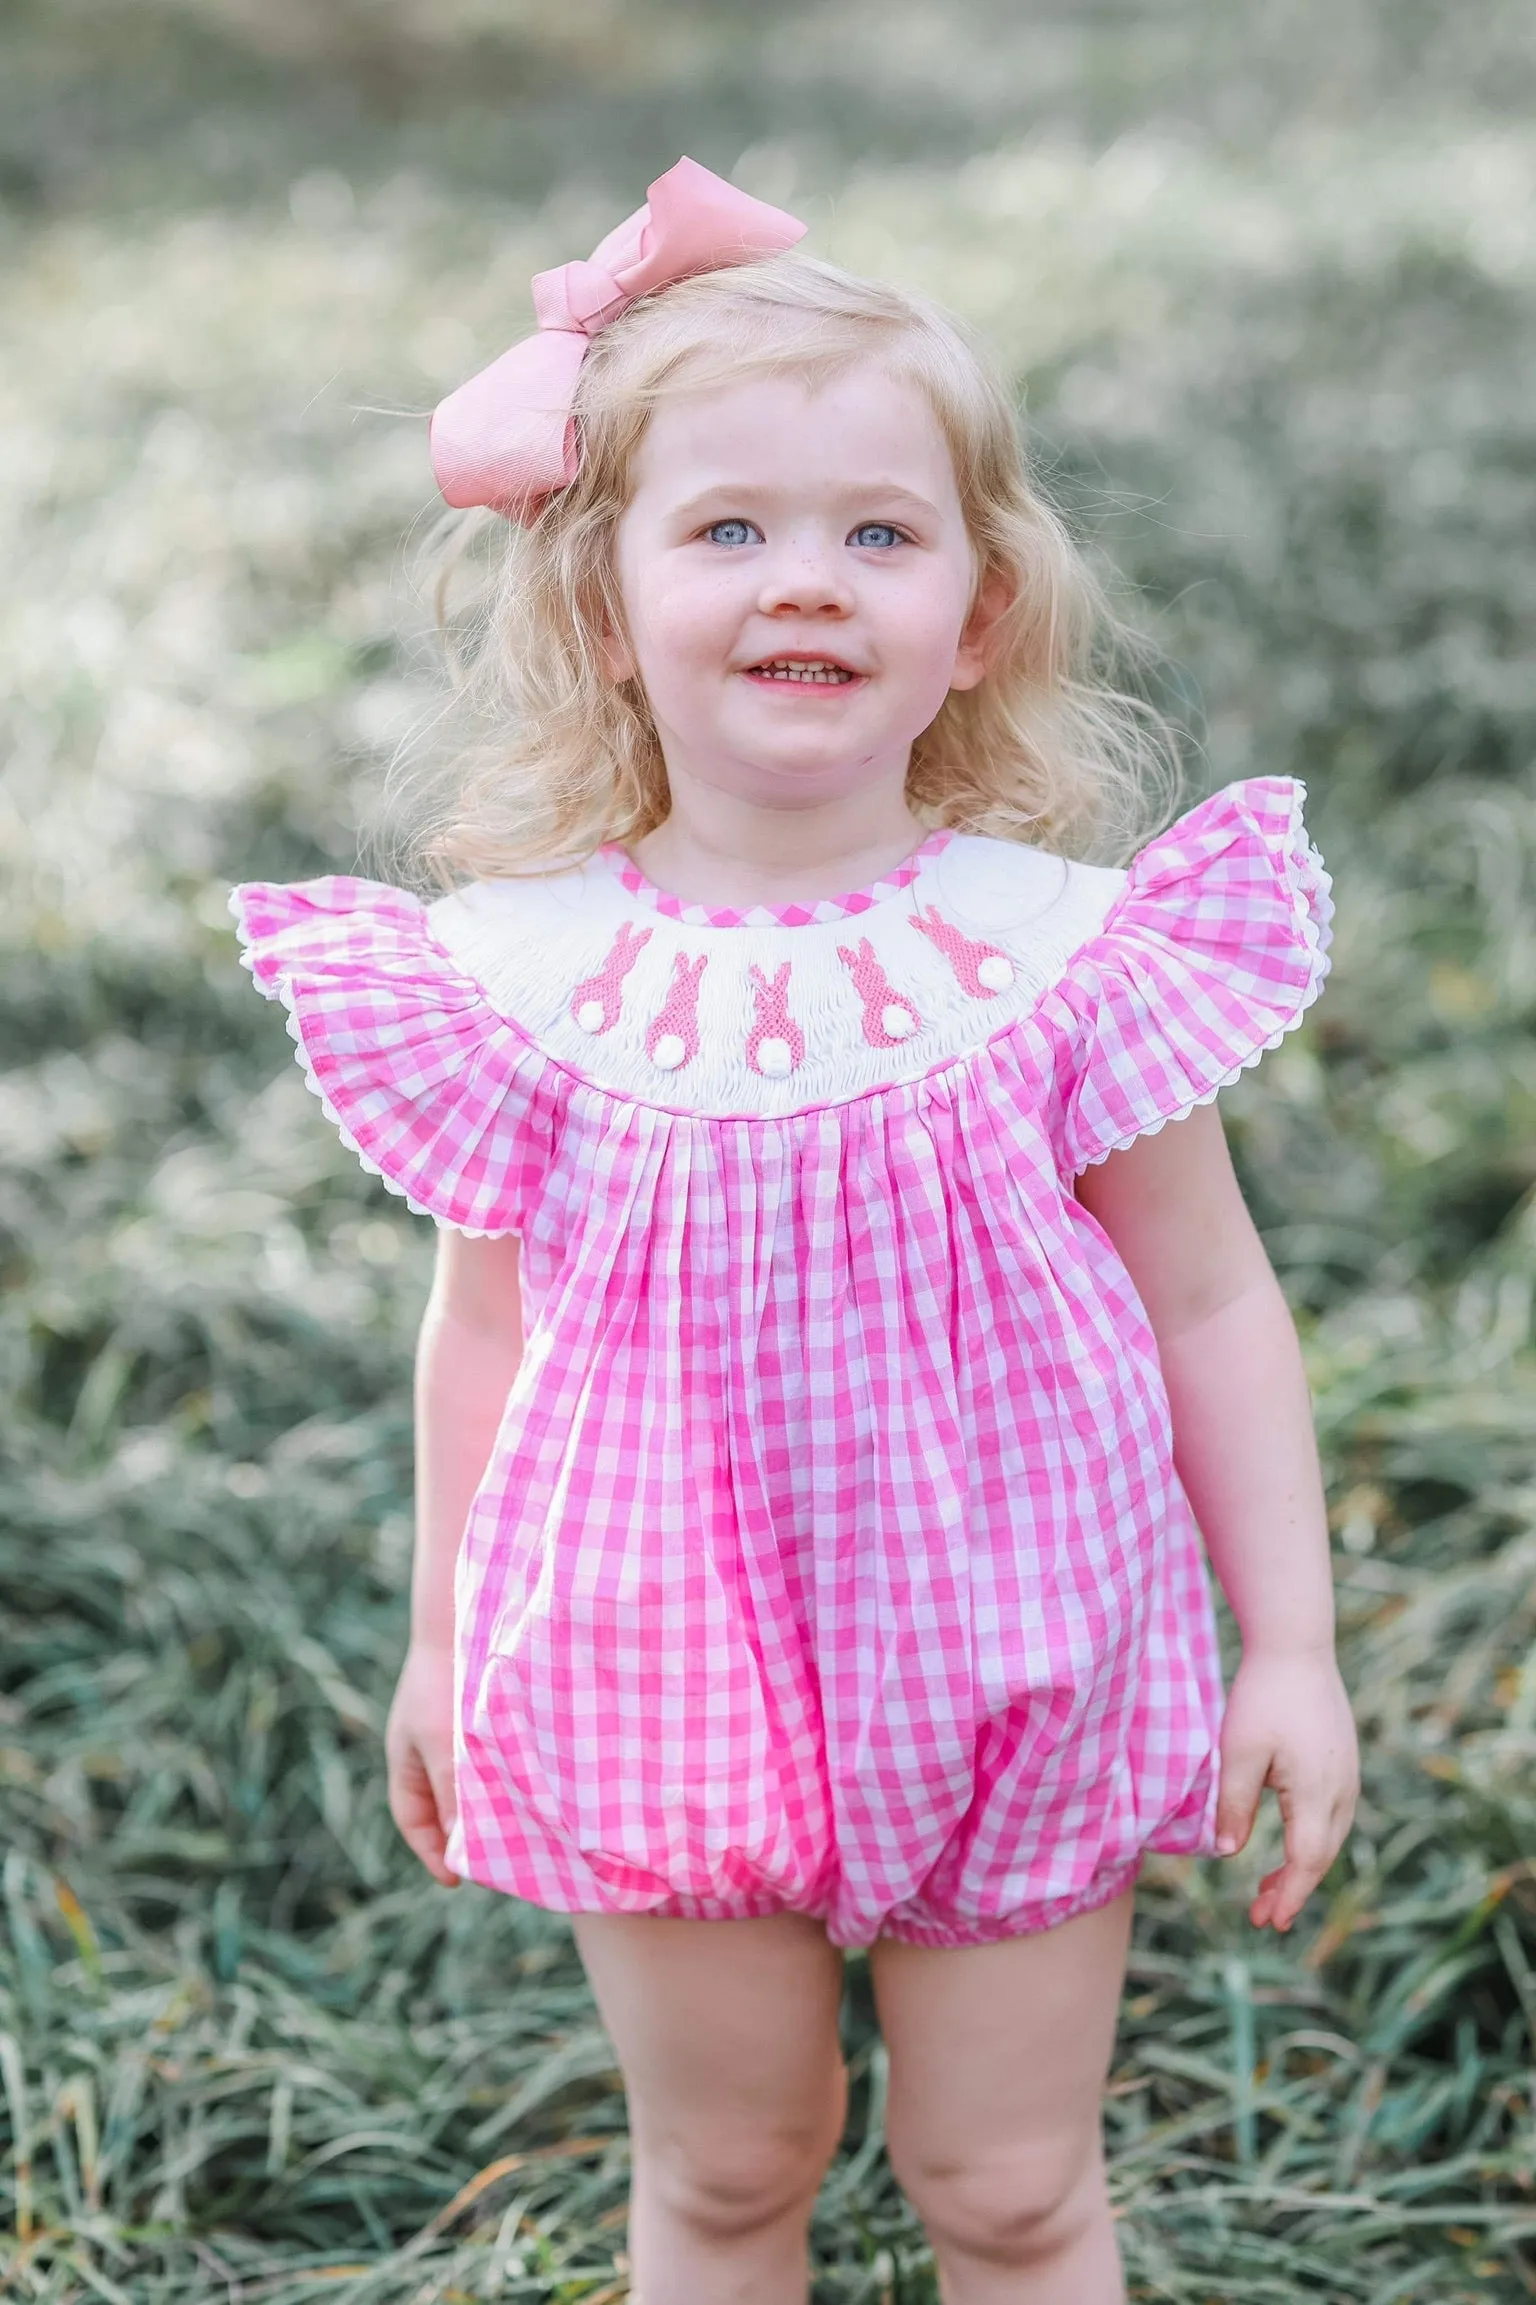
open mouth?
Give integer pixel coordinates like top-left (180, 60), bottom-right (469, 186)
top-left (744, 658), bottom-right (860, 685)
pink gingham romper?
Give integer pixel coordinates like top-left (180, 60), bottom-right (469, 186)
top-left (231, 773), bottom-right (1332, 1948)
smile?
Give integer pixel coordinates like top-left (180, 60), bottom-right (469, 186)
top-left (744, 659), bottom-right (860, 685)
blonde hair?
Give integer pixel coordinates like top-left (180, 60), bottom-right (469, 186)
top-left (384, 251), bottom-right (1181, 887)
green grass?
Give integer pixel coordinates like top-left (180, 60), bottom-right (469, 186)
top-left (5, 1), bottom-right (1536, 2296)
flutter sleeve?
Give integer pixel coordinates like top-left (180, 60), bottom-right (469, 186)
top-left (229, 875), bottom-right (551, 1236)
top-left (1039, 775), bottom-right (1334, 1176)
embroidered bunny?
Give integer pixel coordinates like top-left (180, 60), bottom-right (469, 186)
top-left (745, 961), bottom-right (805, 1078)
top-left (837, 937), bottom-right (923, 1047)
top-left (645, 951), bottom-right (708, 1071)
top-left (570, 920), bottom-right (654, 1035)
top-left (909, 906), bottom-right (1014, 996)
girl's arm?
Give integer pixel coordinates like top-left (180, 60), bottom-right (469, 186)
top-left (1075, 1103), bottom-right (1359, 1932)
top-left (385, 1226), bottom-right (525, 1884)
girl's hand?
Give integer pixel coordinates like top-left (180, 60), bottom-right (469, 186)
top-left (385, 1640), bottom-right (461, 1886)
top-left (1214, 1648), bottom-right (1359, 1932)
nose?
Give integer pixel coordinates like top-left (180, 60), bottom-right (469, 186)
top-left (756, 533), bottom-right (855, 618)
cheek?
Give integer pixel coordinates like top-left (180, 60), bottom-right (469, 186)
top-left (881, 577), bottom-right (974, 676)
top-left (629, 569), bottom-right (739, 682)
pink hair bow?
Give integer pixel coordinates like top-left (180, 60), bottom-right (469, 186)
top-left (429, 156), bottom-right (807, 521)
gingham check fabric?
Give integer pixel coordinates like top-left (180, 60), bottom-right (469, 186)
top-left (231, 775), bottom-right (1332, 1947)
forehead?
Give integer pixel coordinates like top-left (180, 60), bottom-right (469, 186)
top-left (628, 361), bottom-right (959, 502)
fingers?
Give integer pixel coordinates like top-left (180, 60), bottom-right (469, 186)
top-left (1213, 1659), bottom-right (1360, 1930)
top-left (1216, 1723), bottom-right (1358, 1929)
top-left (387, 1736), bottom-right (461, 1888)
top-left (1247, 1793), bottom-right (1354, 1933)
top-left (424, 1735), bottom-right (460, 1849)
top-left (1214, 1733), bottom-right (1270, 1858)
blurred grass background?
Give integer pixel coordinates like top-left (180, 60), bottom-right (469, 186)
top-left (5, 0), bottom-right (1536, 2297)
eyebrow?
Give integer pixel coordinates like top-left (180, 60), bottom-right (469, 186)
top-left (669, 481), bottom-right (944, 523)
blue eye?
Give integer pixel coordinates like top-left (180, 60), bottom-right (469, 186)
top-left (850, 522), bottom-right (904, 549)
top-left (707, 518), bottom-right (761, 547)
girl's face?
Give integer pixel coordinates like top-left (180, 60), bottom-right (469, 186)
top-left (607, 361), bottom-right (993, 814)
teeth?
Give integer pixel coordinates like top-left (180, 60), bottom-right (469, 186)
top-left (753, 661), bottom-right (855, 683)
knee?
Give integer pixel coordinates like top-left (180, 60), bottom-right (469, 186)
top-left (643, 2082), bottom-right (845, 2242)
top-left (889, 2132), bottom-right (1104, 2269)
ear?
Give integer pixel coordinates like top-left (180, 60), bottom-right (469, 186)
top-left (597, 614), bottom-right (637, 684)
top-left (587, 566), bottom-right (638, 684)
top-left (949, 566), bottom-right (1014, 693)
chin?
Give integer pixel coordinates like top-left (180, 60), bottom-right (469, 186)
top-left (737, 723), bottom-right (886, 768)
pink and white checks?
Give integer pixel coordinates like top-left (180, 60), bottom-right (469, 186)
top-left (231, 776), bottom-right (1333, 1947)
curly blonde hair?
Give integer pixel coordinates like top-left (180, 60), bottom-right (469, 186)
top-left (383, 251), bottom-right (1180, 888)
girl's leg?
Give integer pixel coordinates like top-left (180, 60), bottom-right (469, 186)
top-left (869, 1887), bottom-right (1134, 2305)
top-left (572, 1911), bottom-right (847, 2305)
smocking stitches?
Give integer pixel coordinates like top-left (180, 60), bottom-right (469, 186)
top-left (570, 919), bottom-right (653, 1035)
top-left (909, 906), bottom-right (1016, 995)
top-left (418, 827), bottom-right (1131, 1119)
top-left (745, 961), bottom-right (805, 1077)
top-left (837, 936), bottom-right (923, 1048)
top-left (645, 950), bottom-right (708, 1072)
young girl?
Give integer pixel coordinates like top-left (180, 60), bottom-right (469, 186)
top-left (233, 159), bottom-right (1358, 2305)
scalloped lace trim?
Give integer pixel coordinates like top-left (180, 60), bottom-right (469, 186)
top-left (1073, 776), bottom-right (1335, 1172)
top-left (227, 888), bottom-right (516, 1238)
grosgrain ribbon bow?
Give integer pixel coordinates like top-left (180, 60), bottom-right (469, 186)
top-left (429, 156), bottom-right (807, 521)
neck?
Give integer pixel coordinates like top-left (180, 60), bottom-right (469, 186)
top-left (630, 761), bottom-right (928, 911)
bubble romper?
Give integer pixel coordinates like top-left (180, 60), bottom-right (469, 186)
top-left (231, 775), bottom-right (1333, 1948)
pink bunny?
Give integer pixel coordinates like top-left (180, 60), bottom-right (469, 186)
top-left (570, 920), bottom-right (654, 1035)
top-left (909, 906), bottom-right (1014, 997)
top-left (644, 951), bottom-right (708, 1071)
top-left (837, 937), bottom-right (923, 1048)
top-left (746, 961), bottom-right (805, 1078)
